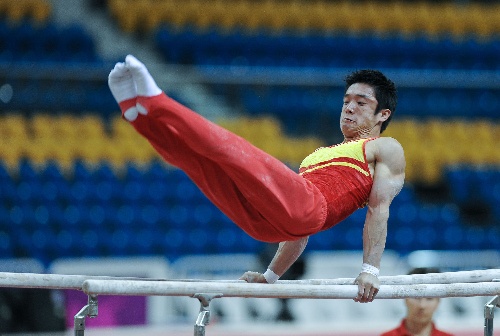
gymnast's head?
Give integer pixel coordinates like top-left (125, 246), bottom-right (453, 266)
top-left (344, 70), bottom-right (397, 134)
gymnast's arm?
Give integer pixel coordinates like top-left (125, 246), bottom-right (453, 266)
top-left (239, 236), bottom-right (309, 283)
top-left (354, 137), bottom-right (405, 302)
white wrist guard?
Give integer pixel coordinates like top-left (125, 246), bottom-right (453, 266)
top-left (361, 263), bottom-right (380, 277)
top-left (263, 268), bottom-right (279, 284)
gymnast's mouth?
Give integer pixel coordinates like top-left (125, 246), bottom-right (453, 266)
top-left (343, 117), bottom-right (355, 123)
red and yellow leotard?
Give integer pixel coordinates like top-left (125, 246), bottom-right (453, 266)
top-left (299, 138), bottom-right (375, 231)
top-left (123, 92), bottom-right (372, 242)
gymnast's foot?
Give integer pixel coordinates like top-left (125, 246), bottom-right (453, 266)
top-left (108, 62), bottom-right (136, 103)
top-left (125, 54), bottom-right (162, 97)
top-left (108, 62), bottom-right (141, 121)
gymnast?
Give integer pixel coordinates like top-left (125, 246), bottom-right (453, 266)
top-left (108, 55), bottom-right (405, 303)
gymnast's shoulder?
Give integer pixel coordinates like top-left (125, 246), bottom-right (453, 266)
top-left (366, 137), bottom-right (405, 164)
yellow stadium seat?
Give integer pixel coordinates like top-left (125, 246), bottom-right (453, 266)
top-left (31, 1), bottom-right (51, 25)
top-left (0, 140), bottom-right (25, 168)
top-left (0, 114), bottom-right (29, 140)
top-left (5, 0), bottom-right (26, 23)
top-left (102, 0), bottom-right (499, 39)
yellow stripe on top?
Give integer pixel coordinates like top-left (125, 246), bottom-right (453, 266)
top-left (299, 138), bottom-right (370, 175)
top-left (300, 161), bottom-right (370, 176)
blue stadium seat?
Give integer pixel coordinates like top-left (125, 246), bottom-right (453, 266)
top-left (69, 181), bottom-right (90, 204)
top-left (0, 231), bottom-right (13, 258)
top-left (0, 204), bottom-right (9, 227)
top-left (174, 180), bottom-right (199, 204)
top-left (0, 164), bottom-right (16, 203)
top-left (54, 229), bottom-right (75, 255)
top-left (394, 203), bottom-right (418, 226)
top-left (109, 229), bottom-right (132, 256)
top-left (438, 203), bottom-right (461, 228)
top-left (121, 180), bottom-right (147, 203)
top-left (144, 180), bottom-right (172, 205)
top-left (414, 227), bottom-right (439, 250)
top-left (58, 25), bottom-right (96, 62)
top-left (167, 204), bottom-right (189, 228)
top-left (0, 161), bottom-right (10, 181)
top-left (308, 227), bottom-right (343, 250)
top-left (113, 204), bottom-right (140, 229)
top-left (213, 226), bottom-right (235, 248)
top-left (463, 227), bottom-right (487, 250)
top-left (93, 180), bottom-right (118, 204)
top-left (130, 229), bottom-right (157, 255)
top-left (93, 162), bottom-right (116, 182)
top-left (445, 167), bottom-right (472, 204)
top-left (343, 226), bottom-right (363, 250)
top-left (418, 204), bottom-right (440, 227)
top-left (34, 23), bottom-right (61, 61)
top-left (81, 229), bottom-right (103, 256)
top-left (162, 228), bottom-right (188, 257)
top-left (145, 161), bottom-right (169, 181)
top-left (86, 204), bottom-right (107, 228)
top-left (62, 204), bottom-right (85, 228)
top-left (393, 226), bottom-right (417, 252)
top-left (139, 204), bottom-right (161, 229)
top-left (442, 226), bottom-right (464, 250)
top-left (191, 204), bottom-right (215, 227)
top-left (186, 228), bottom-right (210, 254)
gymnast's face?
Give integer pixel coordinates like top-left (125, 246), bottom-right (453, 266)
top-left (340, 83), bottom-right (390, 140)
top-left (405, 297), bottom-right (440, 325)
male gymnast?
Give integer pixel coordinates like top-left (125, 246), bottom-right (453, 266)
top-left (108, 55), bottom-right (405, 303)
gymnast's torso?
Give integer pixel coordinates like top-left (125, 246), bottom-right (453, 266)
top-left (299, 137), bottom-right (376, 230)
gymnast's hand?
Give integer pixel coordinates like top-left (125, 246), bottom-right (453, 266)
top-left (239, 271), bottom-right (267, 283)
top-left (354, 272), bottom-right (380, 303)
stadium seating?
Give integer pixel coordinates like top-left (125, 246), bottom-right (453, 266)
top-left (108, 0), bottom-right (500, 38)
top-left (154, 26), bottom-right (499, 70)
top-left (0, 0), bottom-right (51, 25)
top-left (1, 158), bottom-right (498, 265)
top-left (0, 0), bottom-right (498, 268)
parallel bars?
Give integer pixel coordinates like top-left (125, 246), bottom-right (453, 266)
top-left (0, 269), bottom-right (498, 336)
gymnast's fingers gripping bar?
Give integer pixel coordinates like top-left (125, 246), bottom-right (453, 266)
top-left (82, 279), bottom-right (500, 299)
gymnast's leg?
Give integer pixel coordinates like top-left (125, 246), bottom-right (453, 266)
top-left (108, 55), bottom-right (327, 242)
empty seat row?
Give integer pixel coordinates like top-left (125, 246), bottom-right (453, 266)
top-left (109, 0), bottom-right (500, 39)
top-left (445, 166), bottom-right (500, 208)
top-left (0, 0), bottom-right (51, 25)
top-left (155, 26), bottom-right (500, 70)
top-left (0, 20), bottom-right (98, 63)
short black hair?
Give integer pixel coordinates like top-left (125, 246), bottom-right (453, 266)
top-left (344, 69), bottom-right (397, 133)
top-left (408, 267), bottom-right (441, 275)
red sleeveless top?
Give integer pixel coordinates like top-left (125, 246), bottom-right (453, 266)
top-left (299, 138), bottom-right (375, 231)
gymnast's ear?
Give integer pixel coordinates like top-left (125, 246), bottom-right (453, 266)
top-left (378, 108), bottom-right (391, 121)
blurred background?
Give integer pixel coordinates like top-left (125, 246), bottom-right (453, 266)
top-left (0, 0), bottom-right (498, 335)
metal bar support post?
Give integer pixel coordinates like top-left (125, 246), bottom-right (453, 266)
top-left (484, 295), bottom-right (500, 336)
top-left (192, 293), bottom-right (222, 336)
top-left (74, 295), bottom-right (98, 336)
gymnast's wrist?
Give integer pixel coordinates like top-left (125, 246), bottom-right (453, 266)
top-left (263, 268), bottom-right (280, 284)
top-left (361, 263), bottom-right (379, 277)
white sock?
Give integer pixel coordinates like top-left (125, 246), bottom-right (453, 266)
top-left (122, 103), bottom-right (149, 121)
top-left (125, 55), bottom-right (162, 97)
top-left (108, 62), bottom-right (137, 103)
top-left (123, 106), bottom-right (139, 121)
